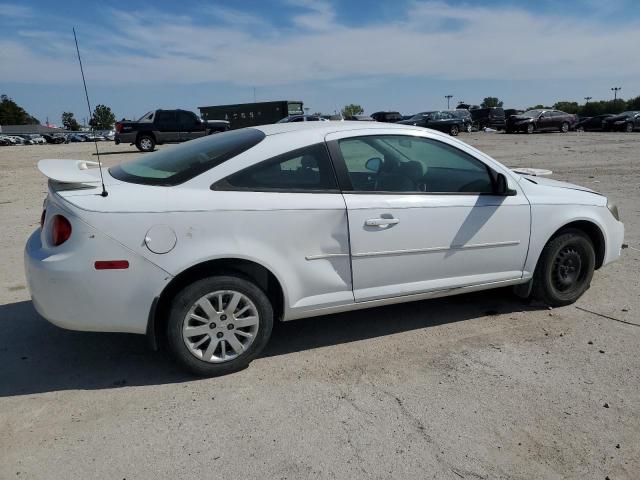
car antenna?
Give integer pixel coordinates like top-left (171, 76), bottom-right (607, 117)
top-left (73, 27), bottom-right (108, 197)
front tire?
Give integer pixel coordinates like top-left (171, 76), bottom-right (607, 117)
top-left (532, 229), bottom-right (595, 307)
top-left (625, 122), bottom-right (634, 133)
top-left (449, 124), bottom-right (460, 136)
top-left (526, 123), bottom-right (535, 134)
top-left (560, 122), bottom-right (569, 133)
top-left (167, 275), bottom-right (274, 376)
top-left (136, 134), bottom-right (155, 152)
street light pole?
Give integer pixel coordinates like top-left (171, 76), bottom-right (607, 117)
top-left (445, 95), bottom-right (453, 109)
top-left (584, 96), bottom-right (592, 103)
top-left (611, 87), bottom-right (621, 101)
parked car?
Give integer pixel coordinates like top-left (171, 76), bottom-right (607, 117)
top-left (115, 109), bottom-right (230, 152)
top-left (7, 135), bottom-right (25, 145)
top-left (506, 109), bottom-right (577, 134)
top-left (42, 133), bottom-right (67, 144)
top-left (448, 109), bottom-right (473, 132)
top-left (601, 111), bottom-right (640, 132)
top-left (68, 134), bottom-right (87, 142)
top-left (469, 107), bottom-right (506, 130)
top-left (371, 111), bottom-right (404, 123)
top-left (276, 115), bottom-right (328, 123)
top-left (25, 122), bottom-right (624, 375)
top-left (396, 110), bottom-right (464, 136)
top-left (575, 114), bottom-right (615, 132)
top-left (19, 134), bottom-right (46, 145)
top-left (0, 135), bottom-right (12, 146)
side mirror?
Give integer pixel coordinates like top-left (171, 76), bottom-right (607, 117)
top-left (494, 173), bottom-right (517, 196)
top-left (365, 157), bottom-right (382, 173)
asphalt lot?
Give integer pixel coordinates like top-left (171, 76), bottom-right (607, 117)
top-left (1, 132), bottom-right (639, 479)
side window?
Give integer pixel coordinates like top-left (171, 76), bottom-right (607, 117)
top-left (217, 143), bottom-right (338, 191)
top-left (156, 111), bottom-right (176, 129)
top-left (178, 111), bottom-right (199, 129)
top-left (337, 135), bottom-right (494, 194)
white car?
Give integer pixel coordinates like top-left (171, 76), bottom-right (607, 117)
top-left (25, 122), bottom-right (624, 375)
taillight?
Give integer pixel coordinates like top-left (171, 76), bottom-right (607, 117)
top-left (51, 215), bottom-right (72, 246)
top-left (40, 209), bottom-right (46, 228)
top-left (115, 122), bottom-right (123, 133)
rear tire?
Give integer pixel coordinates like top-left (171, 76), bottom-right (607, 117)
top-left (625, 122), bottom-right (634, 133)
top-left (560, 122), bottom-right (569, 133)
top-left (166, 275), bottom-right (274, 376)
top-left (136, 134), bottom-right (155, 152)
top-left (449, 124), bottom-right (460, 136)
top-left (531, 229), bottom-right (595, 307)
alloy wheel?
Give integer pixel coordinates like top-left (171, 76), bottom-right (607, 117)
top-left (182, 290), bottom-right (260, 363)
top-left (140, 138), bottom-right (153, 151)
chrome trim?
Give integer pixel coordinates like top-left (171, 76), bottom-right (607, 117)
top-left (352, 240), bottom-right (520, 258)
top-left (305, 253), bottom-right (350, 261)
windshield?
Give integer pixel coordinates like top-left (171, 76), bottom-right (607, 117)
top-left (618, 111), bottom-right (639, 116)
top-left (109, 128), bottom-right (266, 186)
top-left (522, 110), bottom-right (542, 118)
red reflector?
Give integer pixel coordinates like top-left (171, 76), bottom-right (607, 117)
top-left (51, 215), bottom-right (72, 246)
top-left (94, 260), bottom-right (130, 270)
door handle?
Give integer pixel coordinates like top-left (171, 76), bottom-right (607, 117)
top-left (365, 218), bottom-right (400, 227)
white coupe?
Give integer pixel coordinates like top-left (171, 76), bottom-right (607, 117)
top-left (25, 122), bottom-right (624, 375)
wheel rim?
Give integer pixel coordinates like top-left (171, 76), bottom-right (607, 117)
top-left (451, 126), bottom-right (459, 135)
top-left (562, 123), bottom-right (568, 132)
top-left (527, 124), bottom-right (534, 133)
top-left (140, 138), bottom-right (152, 150)
top-left (551, 246), bottom-right (585, 293)
top-left (626, 123), bottom-right (633, 132)
top-left (182, 290), bottom-right (260, 363)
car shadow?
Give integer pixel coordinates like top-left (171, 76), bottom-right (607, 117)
top-left (0, 290), bottom-right (540, 397)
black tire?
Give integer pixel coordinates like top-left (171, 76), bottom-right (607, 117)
top-left (576, 125), bottom-right (585, 132)
top-left (166, 275), bottom-right (274, 376)
top-left (531, 229), bottom-right (595, 307)
top-left (560, 122), bottom-right (569, 133)
top-left (526, 123), bottom-right (535, 134)
top-left (449, 124), bottom-right (460, 136)
top-left (136, 134), bottom-right (155, 152)
top-left (625, 122), bottom-right (634, 133)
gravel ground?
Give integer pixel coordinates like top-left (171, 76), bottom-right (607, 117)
top-left (1, 132), bottom-right (638, 479)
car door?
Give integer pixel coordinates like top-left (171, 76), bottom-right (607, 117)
top-left (326, 130), bottom-right (531, 302)
top-left (155, 111), bottom-right (179, 142)
top-left (537, 111), bottom-right (552, 131)
top-left (178, 111), bottom-right (205, 141)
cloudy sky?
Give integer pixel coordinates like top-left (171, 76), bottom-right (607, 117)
top-left (1, 0), bottom-right (639, 124)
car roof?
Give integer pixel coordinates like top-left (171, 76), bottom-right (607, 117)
top-left (254, 120), bottom-right (424, 136)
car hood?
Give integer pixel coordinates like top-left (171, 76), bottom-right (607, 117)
top-left (604, 114), bottom-right (629, 122)
top-left (509, 115), bottom-right (534, 122)
top-left (517, 174), bottom-right (606, 206)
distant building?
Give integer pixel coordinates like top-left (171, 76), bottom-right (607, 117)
top-left (0, 124), bottom-right (68, 134)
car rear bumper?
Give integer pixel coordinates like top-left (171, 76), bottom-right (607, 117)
top-left (25, 225), bottom-right (171, 335)
top-left (115, 132), bottom-right (137, 144)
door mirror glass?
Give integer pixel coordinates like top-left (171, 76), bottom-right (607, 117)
top-left (365, 157), bottom-right (382, 172)
top-left (494, 173), bottom-right (516, 196)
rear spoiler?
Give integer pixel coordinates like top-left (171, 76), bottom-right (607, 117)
top-left (37, 159), bottom-right (103, 184)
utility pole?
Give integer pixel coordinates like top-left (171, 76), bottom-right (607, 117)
top-left (253, 87), bottom-right (256, 103)
top-left (445, 95), bottom-right (453, 109)
top-left (611, 87), bottom-right (621, 101)
top-left (584, 96), bottom-right (592, 103)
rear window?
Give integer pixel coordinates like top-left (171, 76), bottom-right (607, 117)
top-left (109, 128), bottom-right (265, 186)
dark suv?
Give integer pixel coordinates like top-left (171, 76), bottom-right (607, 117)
top-left (448, 109), bottom-right (473, 132)
top-left (506, 109), bottom-right (577, 134)
top-left (371, 111), bottom-right (404, 123)
top-left (470, 107), bottom-right (506, 130)
top-left (602, 111), bottom-right (640, 132)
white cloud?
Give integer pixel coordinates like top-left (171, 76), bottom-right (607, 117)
top-left (0, 3), bottom-right (33, 18)
top-left (1, 1), bottom-right (639, 88)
